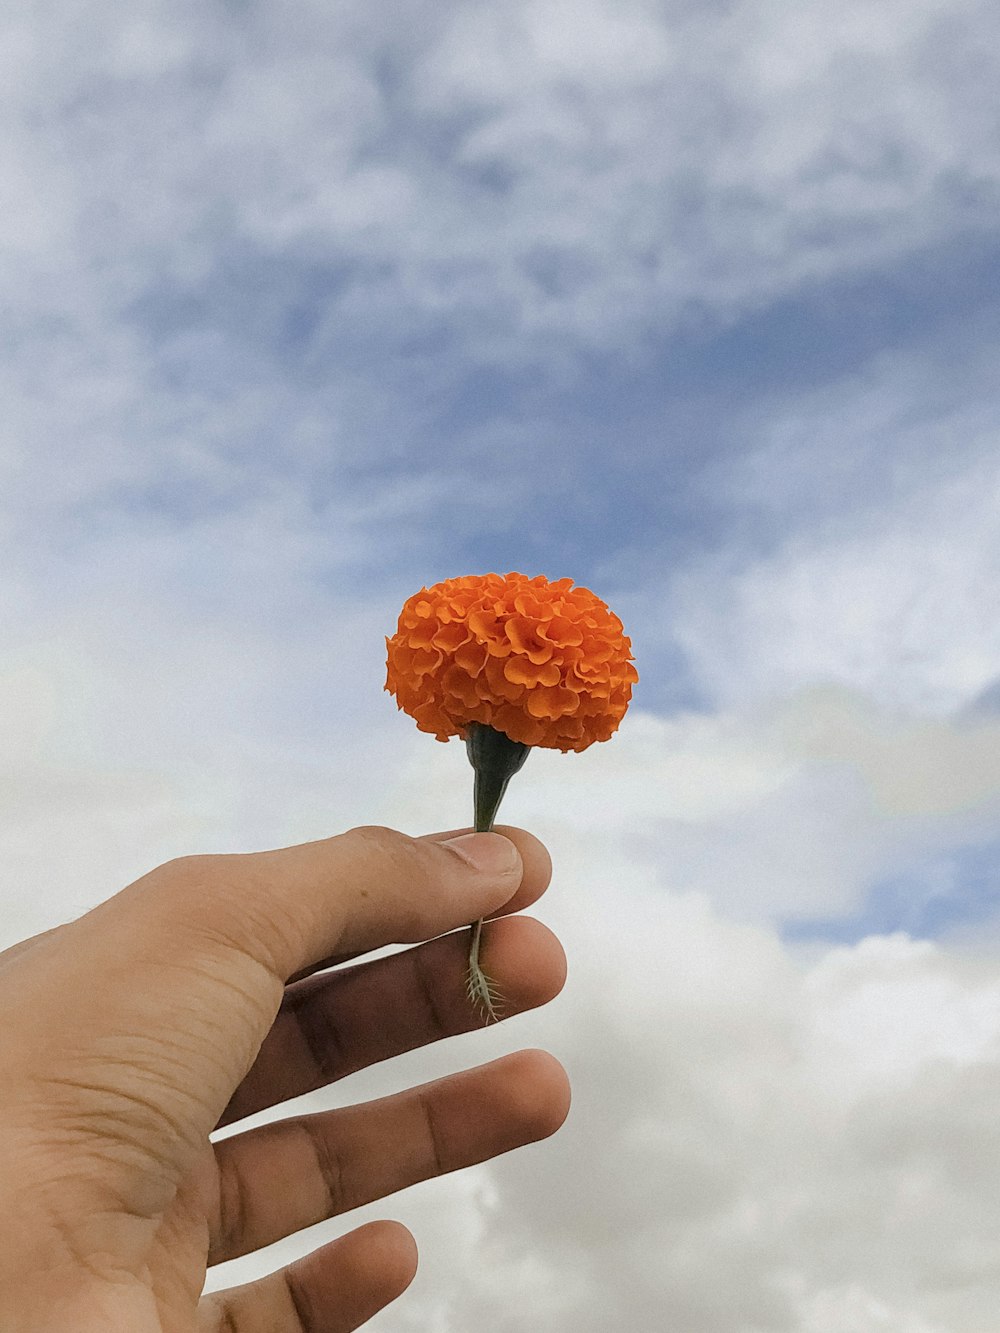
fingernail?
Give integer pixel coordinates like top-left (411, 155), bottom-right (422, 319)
top-left (441, 832), bottom-right (520, 875)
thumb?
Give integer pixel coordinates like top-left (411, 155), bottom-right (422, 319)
top-left (134, 825), bottom-right (524, 982)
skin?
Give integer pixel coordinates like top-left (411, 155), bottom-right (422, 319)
top-left (0, 824), bottom-right (569, 1331)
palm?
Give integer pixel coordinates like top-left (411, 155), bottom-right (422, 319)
top-left (2, 827), bottom-right (567, 1332)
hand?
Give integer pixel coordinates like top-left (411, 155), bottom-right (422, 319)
top-left (0, 825), bottom-right (568, 1331)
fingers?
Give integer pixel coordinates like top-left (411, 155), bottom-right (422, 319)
top-left (200, 1220), bottom-right (417, 1333)
top-left (220, 915), bottom-right (566, 1126)
top-left (44, 824), bottom-right (550, 1141)
top-left (286, 824), bottom-right (552, 983)
top-left (210, 1050), bottom-right (570, 1265)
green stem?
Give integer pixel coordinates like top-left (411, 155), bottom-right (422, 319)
top-left (465, 724), bottom-right (531, 1021)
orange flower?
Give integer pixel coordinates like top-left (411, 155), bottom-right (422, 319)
top-left (385, 572), bottom-right (638, 753)
top-left (385, 572), bottom-right (637, 1020)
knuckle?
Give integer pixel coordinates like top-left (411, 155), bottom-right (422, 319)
top-left (300, 1118), bottom-right (346, 1216)
top-left (338, 825), bottom-right (439, 940)
top-left (146, 852), bottom-right (221, 892)
top-left (343, 824), bottom-right (424, 873)
top-left (148, 855), bottom-right (293, 979)
top-left (214, 1148), bottom-right (253, 1264)
top-left (344, 824), bottom-right (409, 852)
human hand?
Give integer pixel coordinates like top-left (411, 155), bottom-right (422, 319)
top-left (0, 825), bottom-right (568, 1331)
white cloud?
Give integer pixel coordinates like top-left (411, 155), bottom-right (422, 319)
top-left (500, 694), bottom-right (1000, 929)
top-left (412, 0), bottom-right (1000, 339)
top-left (670, 348), bottom-right (1000, 716)
top-left (493, 888), bottom-right (1000, 1333)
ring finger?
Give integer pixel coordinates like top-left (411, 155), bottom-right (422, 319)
top-left (209, 1049), bottom-right (570, 1265)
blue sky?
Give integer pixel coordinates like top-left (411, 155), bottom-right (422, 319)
top-left (785, 836), bottom-right (1000, 943)
top-left (4, 2), bottom-right (1000, 1326)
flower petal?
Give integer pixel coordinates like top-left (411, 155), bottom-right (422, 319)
top-left (385, 571), bottom-right (637, 751)
top-left (504, 656), bottom-right (563, 688)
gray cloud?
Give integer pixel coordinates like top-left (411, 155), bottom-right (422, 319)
top-left (5, 0), bottom-right (999, 362)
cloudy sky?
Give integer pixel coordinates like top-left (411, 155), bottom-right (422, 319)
top-left (4, 0), bottom-right (1000, 1327)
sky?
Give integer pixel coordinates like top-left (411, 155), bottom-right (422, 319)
top-left (3, 0), bottom-right (1000, 1328)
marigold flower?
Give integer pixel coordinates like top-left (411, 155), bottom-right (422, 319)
top-left (385, 571), bottom-right (637, 1022)
top-left (385, 571), bottom-right (637, 753)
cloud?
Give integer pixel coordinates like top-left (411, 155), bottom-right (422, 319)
top-left (5, 0), bottom-right (1000, 385)
top-left (206, 844), bottom-right (1000, 1333)
top-left (668, 341), bottom-right (1000, 716)
top-left (5, 3), bottom-right (1000, 1328)
top-left (5, 0), bottom-right (998, 624)
top-left (469, 897), bottom-right (1000, 1333)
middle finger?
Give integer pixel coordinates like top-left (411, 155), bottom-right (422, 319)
top-left (217, 914), bottom-right (566, 1128)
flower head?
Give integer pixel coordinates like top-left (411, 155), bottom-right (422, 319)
top-left (385, 571), bottom-right (637, 752)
